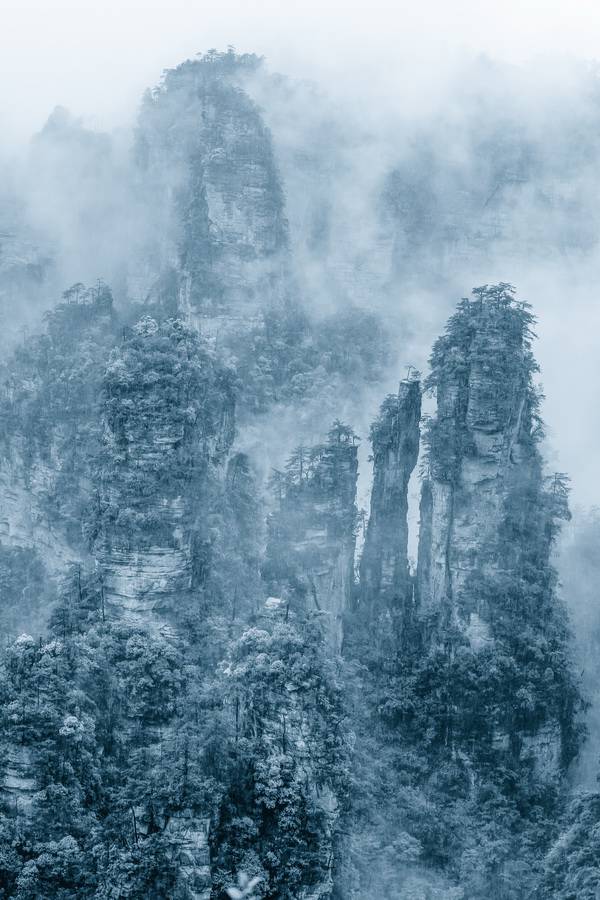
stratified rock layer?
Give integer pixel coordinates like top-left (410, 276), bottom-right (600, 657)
top-left (95, 316), bottom-right (234, 632)
top-left (132, 50), bottom-right (289, 335)
top-left (360, 378), bottom-right (421, 611)
top-left (265, 424), bottom-right (359, 652)
top-left (361, 285), bottom-right (573, 780)
top-left (417, 284), bottom-right (542, 634)
top-left (92, 317), bottom-right (235, 897)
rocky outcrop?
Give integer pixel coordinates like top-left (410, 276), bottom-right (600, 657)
top-left (130, 804), bottom-right (211, 900)
top-left (0, 303), bottom-right (239, 891)
top-left (416, 284), bottom-right (542, 632)
top-left (359, 285), bottom-right (541, 635)
top-left (360, 378), bottom-right (421, 612)
top-left (0, 634), bottom-right (64, 821)
top-left (95, 315), bottom-right (235, 631)
top-left (92, 317), bottom-right (235, 894)
top-left (166, 813), bottom-right (211, 900)
top-left (132, 50), bottom-right (289, 337)
top-left (0, 285), bottom-right (117, 636)
top-left (361, 285), bottom-right (574, 780)
top-left (412, 286), bottom-right (574, 775)
top-left (0, 449), bottom-right (75, 576)
top-left (521, 722), bottom-right (562, 780)
top-left (265, 423), bottom-right (359, 652)
top-left (1, 745), bottom-right (36, 818)
top-left (0, 292), bottom-right (114, 824)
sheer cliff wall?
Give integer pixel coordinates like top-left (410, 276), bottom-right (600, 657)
top-left (360, 378), bottom-right (421, 613)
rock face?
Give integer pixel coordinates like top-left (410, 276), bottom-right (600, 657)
top-left (0, 214), bottom-right (55, 356)
top-left (90, 318), bottom-right (235, 897)
top-left (0, 248), bottom-right (229, 900)
top-left (416, 284), bottom-right (542, 633)
top-left (0, 448), bottom-right (75, 576)
top-left (0, 285), bottom-right (117, 635)
top-left (265, 424), bottom-right (359, 652)
top-left (360, 378), bottom-right (421, 612)
top-left (362, 285), bottom-right (571, 778)
top-left (95, 316), bottom-right (235, 631)
top-left (0, 634), bottom-right (64, 821)
top-left (0, 292), bottom-right (115, 823)
top-left (132, 50), bottom-right (289, 335)
top-left (1, 745), bottom-right (36, 818)
top-left (165, 813), bottom-right (211, 900)
top-left (521, 722), bottom-right (562, 779)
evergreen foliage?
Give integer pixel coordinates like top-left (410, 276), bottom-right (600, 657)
top-left (0, 118), bottom-right (592, 900)
top-left (227, 305), bottom-right (390, 416)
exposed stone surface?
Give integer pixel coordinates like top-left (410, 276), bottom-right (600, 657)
top-left (0, 299), bottom-right (112, 821)
top-left (0, 448), bottom-right (75, 574)
top-left (96, 317), bottom-right (235, 632)
top-left (417, 286), bottom-right (541, 633)
top-left (415, 288), bottom-right (567, 776)
top-left (265, 425), bottom-right (359, 652)
top-left (165, 813), bottom-right (211, 900)
top-left (0, 287), bottom-right (116, 596)
top-left (131, 50), bottom-right (289, 336)
top-left (1, 745), bottom-right (36, 817)
top-left (360, 378), bottom-right (421, 612)
top-left (0, 633), bottom-right (44, 817)
top-left (360, 286), bottom-right (568, 781)
top-left (521, 723), bottom-right (562, 780)
top-left (89, 319), bottom-right (236, 892)
top-left (359, 297), bottom-right (540, 637)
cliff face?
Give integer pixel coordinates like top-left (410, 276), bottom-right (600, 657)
top-left (0, 225), bottom-right (54, 355)
top-left (87, 318), bottom-right (237, 900)
top-left (417, 284), bottom-right (542, 640)
top-left (0, 291), bottom-right (257, 898)
top-left (0, 449), bottom-right (75, 578)
top-left (0, 292), bottom-right (112, 825)
top-left (360, 285), bottom-right (577, 782)
top-left (265, 423), bottom-right (359, 652)
top-left (360, 378), bottom-right (421, 612)
top-left (132, 50), bottom-right (289, 334)
top-left (95, 316), bottom-right (235, 631)
top-left (0, 285), bottom-right (118, 633)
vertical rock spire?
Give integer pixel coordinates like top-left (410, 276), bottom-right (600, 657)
top-left (131, 50), bottom-right (290, 331)
top-left (359, 285), bottom-right (579, 780)
top-left (264, 422), bottom-right (359, 652)
top-left (360, 377), bottom-right (421, 612)
top-left (417, 283), bottom-right (542, 639)
top-left (95, 316), bottom-right (235, 631)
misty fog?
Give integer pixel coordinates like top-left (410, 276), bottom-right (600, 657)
top-left (2, 3), bottom-right (600, 896)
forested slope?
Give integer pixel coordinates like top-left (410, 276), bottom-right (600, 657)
top-left (0, 49), bottom-right (597, 900)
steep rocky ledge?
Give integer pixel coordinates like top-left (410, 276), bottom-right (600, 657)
top-left (417, 283), bottom-right (543, 638)
top-left (92, 316), bottom-right (235, 898)
top-left (264, 422), bottom-right (359, 652)
top-left (95, 315), bottom-right (235, 630)
top-left (360, 284), bottom-right (576, 780)
top-left (0, 284), bottom-right (117, 627)
top-left (360, 377), bottom-right (421, 614)
top-left (131, 50), bottom-right (289, 335)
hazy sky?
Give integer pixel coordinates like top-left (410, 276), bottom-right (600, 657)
top-left (3, 0), bottom-right (600, 143)
top-left (3, 0), bottom-right (600, 509)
